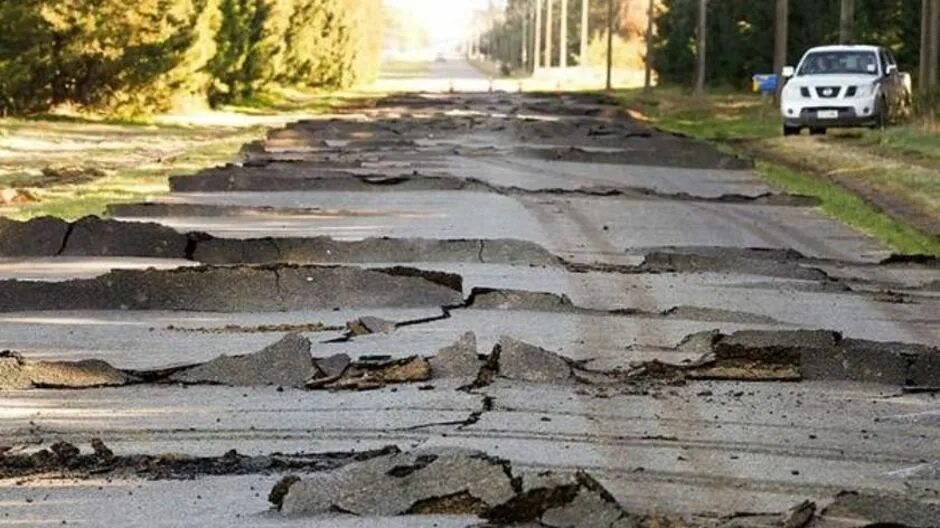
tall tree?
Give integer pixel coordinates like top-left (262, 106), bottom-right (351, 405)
top-left (535, 0), bottom-right (543, 68)
top-left (581, 0), bottom-right (590, 65)
top-left (545, 0), bottom-right (553, 67)
top-left (774, 0), bottom-right (788, 103)
top-left (840, 0), bottom-right (855, 43)
top-left (644, 0), bottom-right (654, 91)
top-left (560, 0), bottom-right (569, 67)
top-left (694, 0), bottom-right (706, 96)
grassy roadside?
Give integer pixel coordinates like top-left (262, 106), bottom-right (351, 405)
top-left (0, 88), bottom-right (376, 220)
top-left (612, 88), bottom-right (940, 256)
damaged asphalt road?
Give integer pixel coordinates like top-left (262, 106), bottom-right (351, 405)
top-left (0, 90), bottom-right (939, 527)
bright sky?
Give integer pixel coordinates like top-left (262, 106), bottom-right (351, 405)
top-left (384, 0), bottom-right (505, 48)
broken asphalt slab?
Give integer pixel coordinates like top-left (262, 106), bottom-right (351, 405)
top-left (0, 264), bottom-right (463, 312)
top-left (274, 447), bottom-right (642, 528)
top-left (169, 333), bottom-right (317, 387)
top-left (0, 216), bottom-right (563, 266)
top-left (0, 216), bottom-right (194, 258)
top-left (638, 328), bottom-right (940, 386)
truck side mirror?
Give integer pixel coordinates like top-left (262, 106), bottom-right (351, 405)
top-left (885, 64), bottom-right (898, 76)
top-left (781, 66), bottom-right (795, 78)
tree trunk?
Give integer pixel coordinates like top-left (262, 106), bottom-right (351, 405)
top-left (930, 0), bottom-right (940, 90)
top-left (606, 0), bottom-right (614, 90)
top-left (839, 0), bottom-right (855, 43)
top-left (560, 0), bottom-right (568, 68)
top-left (644, 0), bottom-right (654, 92)
top-left (581, 0), bottom-right (589, 66)
top-left (545, 0), bottom-right (553, 67)
top-left (694, 0), bottom-right (706, 96)
top-left (773, 0), bottom-right (788, 103)
top-left (522, 4), bottom-right (529, 71)
top-left (922, 0), bottom-right (931, 95)
top-left (535, 0), bottom-right (543, 69)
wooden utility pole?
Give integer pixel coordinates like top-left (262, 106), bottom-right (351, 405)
top-left (581, 0), bottom-right (589, 65)
top-left (560, 0), bottom-right (569, 67)
top-left (605, 0), bottom-right (613, 90)
top-left (694, 0), bottom-right (706, 96)
top-left (839, 0), bottom-right (855, 43)
top-left (644, 0), bottom-right (655, 92)
top-left (773, 0), bottom-right (788, 103)
top-left (545, 0), bottom-right (554, 67)
top-left (535, 0), bottom-right (543, 69)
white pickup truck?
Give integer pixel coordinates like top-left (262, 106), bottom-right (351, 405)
top-left (780, 45), bottom-right (912, 136)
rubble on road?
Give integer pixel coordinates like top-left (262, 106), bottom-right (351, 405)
top-left (633, 329), bottom-right (940, 386)
top-left (0, 439), bottom-right (400, 480)
top-left (273, 447), bottom-right (643, 528)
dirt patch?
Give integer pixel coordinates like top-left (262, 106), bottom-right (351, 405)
top-left (0, 440), bottom-right (399, 480)
top-left (0, 351), bottom-right (134, 390)
top-left (0, 264), bottom-right (463, 312)
top-left (741, 139), bottom-right (940, 239)
top-left (310, 356), bottom-right (431, 390)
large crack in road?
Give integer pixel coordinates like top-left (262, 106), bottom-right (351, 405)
top-left (0, 91), bottom-right (938, 528)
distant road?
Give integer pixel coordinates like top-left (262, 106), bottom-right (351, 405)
top-left (372, 58), bottom-right (508, 93)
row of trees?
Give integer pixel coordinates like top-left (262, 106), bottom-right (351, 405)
top-left (481, 1), bottom-right (651, 73)
top-left (0, 0), bottom-right (383, 115)
top-left (666, 0), bottom-right (937, 96)
top-left (483, 0), bottom-right (940, 98)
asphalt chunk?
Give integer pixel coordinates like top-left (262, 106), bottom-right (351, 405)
top-left (277, 448), bottom-right (517, 515)
top-left (0, 216), bottom-right (69, 256)
top-left (0, 264), bottom-right (464, 312)
top-left (58, 216), bottom-right (189, 258)
top-left (169, 333), bottom-right (317, 388)
top-left (637, 329), bottom-right (940, 386)
top-left (275, 447), bottom-right (641, 527)
top-left (429, 332), bottom-right (482, 379)
top-left (497, 336), bottom-right (575, 384)
top-left (819, 490), bottom-right (940, 528)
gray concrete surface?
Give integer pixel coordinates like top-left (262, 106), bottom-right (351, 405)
top-left (1, 85), bottom-right (938, 527)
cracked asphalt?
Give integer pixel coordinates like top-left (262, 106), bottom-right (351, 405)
top-left (1, 62), bottom-right (939, 527)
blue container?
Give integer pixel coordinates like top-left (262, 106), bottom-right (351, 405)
top-left (752, 74), bottom-right (778, 94)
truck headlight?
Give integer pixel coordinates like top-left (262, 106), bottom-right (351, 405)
top-left (855, 83), bottom-right (877, 97)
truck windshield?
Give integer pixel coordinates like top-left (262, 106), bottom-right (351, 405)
top-left (798, 51), bottom-right (879, 76)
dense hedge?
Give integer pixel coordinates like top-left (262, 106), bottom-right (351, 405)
top-left (0, 0), bottom-right (383, 115)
